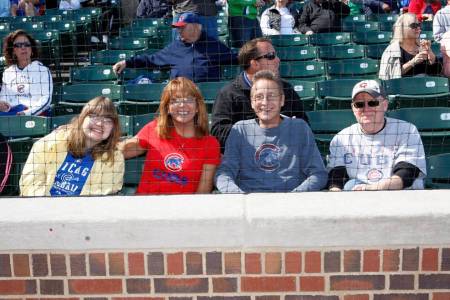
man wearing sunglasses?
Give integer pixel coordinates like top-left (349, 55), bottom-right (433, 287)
top-left (327, 80), bottom-right (426, 192)
top-left (211, 37), bottom-right (309, 152)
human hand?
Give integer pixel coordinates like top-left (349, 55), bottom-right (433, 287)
top-left (352, 184), bottom-right (367, 191)
top-left (329, 186), bottom-right (342, 192)
top-left (422, 14), bottom-right (433, 21)
top-left (112, 60), bottom-right (126, 74)
top-left (306, 30), bottom-right (314, 35)
top-left (255, 0), bottom-right (265, 7)
top-left (382, 3), bottom-right (390, 12)
top-left (0, 101), bottom-right (11, 112)
top-left (16, 111), bottom-right (25, 115)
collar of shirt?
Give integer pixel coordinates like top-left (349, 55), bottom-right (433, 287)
top-left (243, 71), bottom-right (252, 88)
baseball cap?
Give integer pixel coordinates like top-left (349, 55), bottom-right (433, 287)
top-left (351, 80), bottom-right (386, 100)
top-left (172, 13), bottom-right (200, 28)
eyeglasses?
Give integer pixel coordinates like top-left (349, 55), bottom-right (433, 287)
top-left (88, 114), bottom-right (114, 125)
top-left (252, 93), bottom-right (281, 102)
top-left (13, 42), bottom-right (32, 48)
top-left (352, 100), bottom-right (381, 109)
top-left (255, 52), bottom-right (277, 61)
top-left (170, 97), bottom-right (196, 106)
top-left (408, 22), bottom-right (421, 29)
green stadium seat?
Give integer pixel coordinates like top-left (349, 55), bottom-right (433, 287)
top-left (10, 21), bottom-right (44, 31)
top-left (327, 58), bottom-right (379, 79)
top-left (379, 21), bottom-right (395, 31)
top-left (121, 68), bottom-right (170, 83)
top-left (376, 14), bottom-right (399, 22)
top-left (343, 14), bottom-right (369, 22)
top-left (366, 43), bottom-right (388, 59)
top-left (132, 17), bottom-right (171, 28)
top-left (50, 114), bottom-right (76, 130)
top-left (119, 84), bottom-right (165, 115)
top-left (32, 14), bottom-right (63, 23)
top-left (352, 31), bottom-right (392, 45)
top-left (133, 113), bottom-right (156, 134)
top-left (387, 107), bottom-right (450, 155)
top-left (318, 44), bottom-right (365, 60)
top-left (383, 76), bottom-right (450, 108)
top-left (0, 22), bottom-right (9, 33)
top-left (271, 34), bottom-right (309, 47)
top-left (120, 26), bottom-right (158, 38)
top-left (3, 138), bottom-right (34, 196)
top-left (422, 21), bottom-right (433, 32)
top-left (197, 81), bottom-right (228, 112)
top-left (221, 65), bottom-right (241, 80)
top-left (119, 115), bottom-right (133, 136)
top-left (33, 30), bottom-right (62, 80)
top-left (431, 42), bottom-right (441, 57)
top-left (0, 116), bottom-right (50, 138)
top-left (45, 20), bottom-right (78, 58)
top-left (342, 21), bottom-right (379, 32)
top-left (277, 46), bottom-right (318, 61)
top-left (280, 61), bottom-right (326, 81)
top-left (419, 31), bottom-right (434, 40)
top-left (426, 153), bottom-right (450, 189)
top-left (90, 49), bottom-right (137, 65)
top-left (317, 78), bottom-right (363, 109)
top-left (70, 65), bottom-right (117, 83)
top-left (121, 156), bottom-right (146, 194)
top-left (309, 32), bottom-right (351, 46)
top-left (286, 80), bottom-right (317, 111)
top-left (306, 110), bottom-right (355, 155)
top-left (108, 37), bottom-right (148, 50)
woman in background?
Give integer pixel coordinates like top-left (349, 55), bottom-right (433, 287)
top-left (20, 96), bottom-right (124, 196)
top-left (120, 77), bottom-right (220, 194)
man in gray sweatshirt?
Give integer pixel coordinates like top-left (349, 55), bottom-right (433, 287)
top-left (215, 70), bottom-right (327, 193)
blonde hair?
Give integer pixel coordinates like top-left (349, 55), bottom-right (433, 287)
top-left (157, 77), bottom-right (209, 139)
top-left (67, 96), bottom-right (121, 163)
top-left (392, 13), bottom-right (419, 45)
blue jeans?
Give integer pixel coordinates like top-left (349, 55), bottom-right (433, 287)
top-left (228, 16), bottom-right (262, 48)
top-left (172, 13), bottom-right (219, 41)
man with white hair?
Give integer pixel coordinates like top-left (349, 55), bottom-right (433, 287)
top-left (327, 80), bottom-right (427, 191)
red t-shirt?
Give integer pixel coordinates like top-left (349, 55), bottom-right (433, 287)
top-left (136, 120), bottom-right (221, 194)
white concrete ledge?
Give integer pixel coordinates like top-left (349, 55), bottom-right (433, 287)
top-left (0, 190), bottom-right (449, 250)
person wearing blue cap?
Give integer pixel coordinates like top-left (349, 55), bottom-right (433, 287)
top-left (112, 12), bottom-right (236, 82)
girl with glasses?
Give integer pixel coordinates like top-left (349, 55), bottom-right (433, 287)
top-left (0, 30), bottom-right (52, 116)
top-left (20, 96), bottom-right (124, 196)
top-left (379, 13), bottom-right (441, 80)
top-left (120, 77), bottom-right (220, 195)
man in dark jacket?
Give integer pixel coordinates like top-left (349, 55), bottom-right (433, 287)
top-left (298, 0), bottom-right (350, 34)
top-left (112, 12), bottom-right (236, 82)
top-left (211, 37), bottom-right (309, 151)
top-left (136, 0), bottom-right (171, 18)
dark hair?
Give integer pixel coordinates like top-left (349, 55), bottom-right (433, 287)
top-left (238, 37), bottom-right (272, 70)
top-left (3, 30), bottom-right (39, 66)
top-left (251, 70), bottom-right (285, 98)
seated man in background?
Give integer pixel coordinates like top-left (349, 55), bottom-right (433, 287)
top-left (10, 0), bottom-right (43, 16)
top-left (211, 38), bottom-right (309, 151)
top-left (112, 12), bottom-right (236, 82)
top-left (215, 70), bottom-right (327, 193)
top-left (298, 0), bottom-right (350, 34)
top-left (328, 80), bottom-right (427, 191)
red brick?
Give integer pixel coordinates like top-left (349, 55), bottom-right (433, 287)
top-left (13, 254), bottom-right (30, 277)
top-left (224, 252), bottom-right (241, 274)
top-left (186, 252), bottom-right (202, 275)
top-left (113, 298), bottom-right (164, 300)
top-left (374, 294), bottom-right (427, 300)
top-left (109, 253), bottom-right (125, 276)
top-left (70, 254), bottom-right (86, 276)
top-left (50, 255), bottom-right (66, 276)
top-left (167, 252), bottom-right (184, 275)
top-left (40, 280), bottom-right (64, 295)
top-left (89, 254), bottom-right (106, 276)
top-left (206, 252), bottom-right (222, 275)
top-left (245, 253), bottom-right (261, 274)
top-left (305, 251), bottom-right (321, 273)
top-left (433, 292), bottom-right (450, 300)
top-left (154, 278), bottom-right (208, 293)
top-left (285, 252), bottom-right (301, 274)
top-left (286, 296), bottom-right (338, 300)
top-left (390, 275), bottom-right (414, 290)
top-left (265, 253), bottom-right (281, 274)
top-left (324, 252), bottom-right (340, 273)
top-left (25, 298), bottom-right (79, 300)
top-left (300, 276), bottom-right (325, 291)
top-left (344, 295), bottom-right (369, 300)
top-left (422, 248), bottom-right (439, 271)
top-left (0, 280), bottom-right (36, 294)
top-left (68, 279), bottom-right (122, 294)
top-left (363, 250), bottom-right (380, 272)
top-left (126, 279), bottom-right (151, 294)
top-left (256, 297), bottom-right (279, 300)
top-left (443, 248), bottom-right (450, 271)
top-left (148, 252), bottom-right (164, 275)
top-left (402, 248), bottom-right (419, 271)
top-left (32, 254), bottom-right (48, 277)
top-left (0, 255), bottom-right (11, 277)
top-left (383, 250), bottom-right (399, 272)
top-left (212, 277), bottom-right (237, 293)
top-left (419, 274), bottom-right (450, 289)
top-left (344, 250), bottom-right (361, 272)
top-left (330, 275), bottom-right (385, 290)
top-left (241, 276), bottom-right (296, 292)
top-left (128, 253), bottom-right (145, 276)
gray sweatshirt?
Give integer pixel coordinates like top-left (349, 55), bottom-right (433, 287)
top-left (215, 117), bottom-right (328, 193)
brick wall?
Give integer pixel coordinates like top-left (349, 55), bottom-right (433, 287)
top-left (1, 248), bottom-right (450, 300)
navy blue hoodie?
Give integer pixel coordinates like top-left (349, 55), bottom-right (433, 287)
top-left (125, 33), bottom-right (237, 82)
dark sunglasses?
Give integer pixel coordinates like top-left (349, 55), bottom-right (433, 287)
top-left (408, 22), bottom-right (421, 29)
top-left (13, 42), bottom-right (32, 48)
top-left (352, 100), bottom-right (380, 109)
top-left (255, 52), bottom-right (277, 61)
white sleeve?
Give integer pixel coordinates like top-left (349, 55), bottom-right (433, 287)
top-left (27, 66), bottom-right (53, 116)
top-left (327, 134), bottom-right (346, 169)
top-left (260, 10), bottom-right (279, 36)
top-left (394, 123), bottom-right (427, 176)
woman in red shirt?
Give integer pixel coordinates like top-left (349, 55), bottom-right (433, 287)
top-left (121, 77), bottom-right (221, 194)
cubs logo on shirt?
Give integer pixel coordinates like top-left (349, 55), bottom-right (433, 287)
top-left (164, 153), bottom-right (184, 172)
top-left (255, 143), bottom-right (281, 172)
top-left (367, 168), bottom-right (383, 182)
top-left (17, 84), bottom-right (25, 93)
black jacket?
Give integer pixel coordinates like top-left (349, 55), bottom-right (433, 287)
top-left (298, 0), bottom-right (350, 33)
top-left (211, 72), bottom-right (309, 151)
top-left (136, 0), bottom-right (171, 18)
